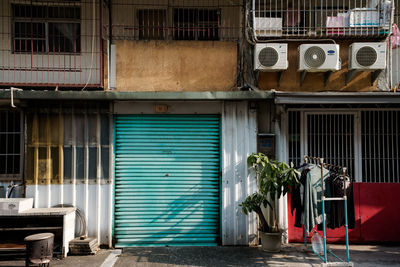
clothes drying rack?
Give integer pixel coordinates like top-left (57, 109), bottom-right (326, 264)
top-left (302, 155), bottom-right (351, 265)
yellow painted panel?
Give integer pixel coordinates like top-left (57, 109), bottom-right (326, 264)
top-left (115, 40), bottom-right (238, 91)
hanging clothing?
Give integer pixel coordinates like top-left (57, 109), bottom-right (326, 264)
top-left (304, 165), bottom-right (330, 233)
top-left (292, 161), bottom-right (356, 233)
top-left (327, 174), bottom-right (356, 229)
top-left (284, 9), bottom-right (300, 27)
top-left (291, 166), bottom-right (310, 228)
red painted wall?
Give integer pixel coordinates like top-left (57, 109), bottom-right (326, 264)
top-left (288, 183), bottom-right (400, 243)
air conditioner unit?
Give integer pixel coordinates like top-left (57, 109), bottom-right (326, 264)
top-left (298, 44), bottom-right (341, 72)
top-left (349, 42), bottom-right (386, 70)
top-left (254, 43), bottom-right (288, 71)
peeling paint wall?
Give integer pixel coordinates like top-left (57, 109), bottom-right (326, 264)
top-left (258, 40), bottom-right (390, 92)
top-left (115, 41), bottom-right (238, 91)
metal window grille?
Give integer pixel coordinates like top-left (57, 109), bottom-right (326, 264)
top-left (138, 9), bottom-right (166, 40)
top-left (288, 109), bottom-right (400, 183)
top-left (12, 4), bottom-right (81, 53)
top-left (26, 103), bottom-right (111, 185)
top-left (288, 111), bottom-right (356, 179)
top-left (361, 110), bottom-right (400, 183)
top-left (106, 0), bottom-right (241, 41)
top-left (173, 8), bottom-right (219, 41)
top-left (0, 0), bottom-right (102, 87)
top-left (306, 113), bottom-right (356, 178)
top-left (0, 110), bottom-right (23, 180)
top-left (251, 0), bottom-right (393, 39)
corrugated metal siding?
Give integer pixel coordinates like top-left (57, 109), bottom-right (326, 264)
top-left (25, 184), bottom-right (112, 245)
top-left (114, 115), bottom-right (221, 247)
top-left (221, 101), bottom-right (258, 245)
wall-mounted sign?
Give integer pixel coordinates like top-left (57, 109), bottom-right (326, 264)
top-left (257, 133), bottom-right (275, 158)
top-left (154, 104), bottom-right (168, 113)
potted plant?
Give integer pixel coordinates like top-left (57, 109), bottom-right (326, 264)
top-left (239, 153), bottom-right (300, 252)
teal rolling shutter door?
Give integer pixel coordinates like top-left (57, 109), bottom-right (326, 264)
top-left (114, 115), bottom-right (220, 247)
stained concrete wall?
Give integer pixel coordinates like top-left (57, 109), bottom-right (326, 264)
top-left (258, 40), bottom-right (389, 92)
top-left (115, 41), bottom-right (238, 91)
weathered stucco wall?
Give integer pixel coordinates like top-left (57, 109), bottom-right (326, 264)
top-left (258, 40), bottom-right (389, 92)
top-left (115, 41), bottom-right (238, 91)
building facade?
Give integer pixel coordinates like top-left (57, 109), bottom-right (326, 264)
top-left (0, 0), bottom-right (399, 247)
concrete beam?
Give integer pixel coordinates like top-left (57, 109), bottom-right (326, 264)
top-left (0, 90), bottom-right (274, 101)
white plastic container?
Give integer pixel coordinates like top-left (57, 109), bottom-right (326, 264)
top-left (254, 17), bottom-right (283, 37)
top-left (0, 198), bottom-right (34, 215)
top-left (349, 8), bottom-right (379, 27)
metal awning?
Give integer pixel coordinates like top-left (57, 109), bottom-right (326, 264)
top-left (0, 90), bottom-right (274, 101)
top-left (275, 91), bottom-right (400, 104)
top-left (2, 89), bottom-right (400, 104)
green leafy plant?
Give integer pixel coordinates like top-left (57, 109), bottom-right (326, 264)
top-left (239, 153), bottom-right (300, 233)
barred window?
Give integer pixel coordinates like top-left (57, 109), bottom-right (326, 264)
top-left (12, 4), bottom-right (81, 53)
top-left (138, 9), bottom-right (166, 40)
top-left (288, 111), bottom-right (356, 178)
top-left (173, 8), bottom-right (220, 41)
top-left (361, 111), bottom-right (400, 183)
top-left (0, 111), bottom-right (22, 180)
top-left (288, 110), bottom-right (400, 183)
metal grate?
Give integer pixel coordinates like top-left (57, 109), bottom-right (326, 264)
top-left (356, 46), bottom-right (378, 67)
top-left (288, 111), bottom-right (356, 178)
top-left (361, 110), bottom-right (400, 183)
top-left (304, 46), bottom-right (326, 68)
top-left (306, 113), bottom-right (355, 178)
top-left (0, 0), bottom-right (102, 88)
top-left (0, 110), bottom-right (22, 180)
top-left (258, 47), bottom-right (279, 67)
top-left (288, 109), bottom-right (400, 183)
top-left (251, 0), bottom-right (393, 39)
top-left (106, 0), bottom-right (241, 41)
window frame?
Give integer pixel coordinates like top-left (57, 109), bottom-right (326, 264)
top-left (25, 105), bottom-right (111, 185)
top-left (11, 4), bottom-right (81, 55)
top-left (136, 8), bottom-right (167, 41)
top-left (0, 110), bottom-right (24, 181)
top-left (172, 8), bottom-right (220, 41)
top-left (302, 111), bottom-right (359, 179)
top-left (286, 108), bottom-right (400, 183)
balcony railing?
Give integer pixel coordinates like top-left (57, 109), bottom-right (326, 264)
top-left (251, 0), bottom-right (394, 39)
top-left (102, 0), bottom-right (242, 42)
top-left (0, 0), bottom-right (102, 89)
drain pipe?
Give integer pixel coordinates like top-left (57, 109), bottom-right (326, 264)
top-left (10, 87), bottom-right (23, 108)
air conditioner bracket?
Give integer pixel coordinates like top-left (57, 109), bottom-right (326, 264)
top-left (300, 71), bottom-right (307, 87)
top-left (277, 71), bottom-right (284, 87)
top-left (371, 70), bottom-right (383, 86)
top-left (324, 71), bottom-right (333, 87)
top-left (345, 70), bottom-right (358, 85)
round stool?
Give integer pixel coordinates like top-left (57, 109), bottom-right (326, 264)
top-left (24, 233), bottom-right (54, 267)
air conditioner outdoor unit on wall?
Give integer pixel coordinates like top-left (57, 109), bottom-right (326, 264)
top-left (349, 42), bottom-right (386, 70)
top-left (254, 43), bottom-right (288, 71)
top-left (298, 44), bottom-right (341, 72)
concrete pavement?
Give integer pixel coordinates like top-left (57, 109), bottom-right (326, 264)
top-left (0, 244), bottom-right (399, 267)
